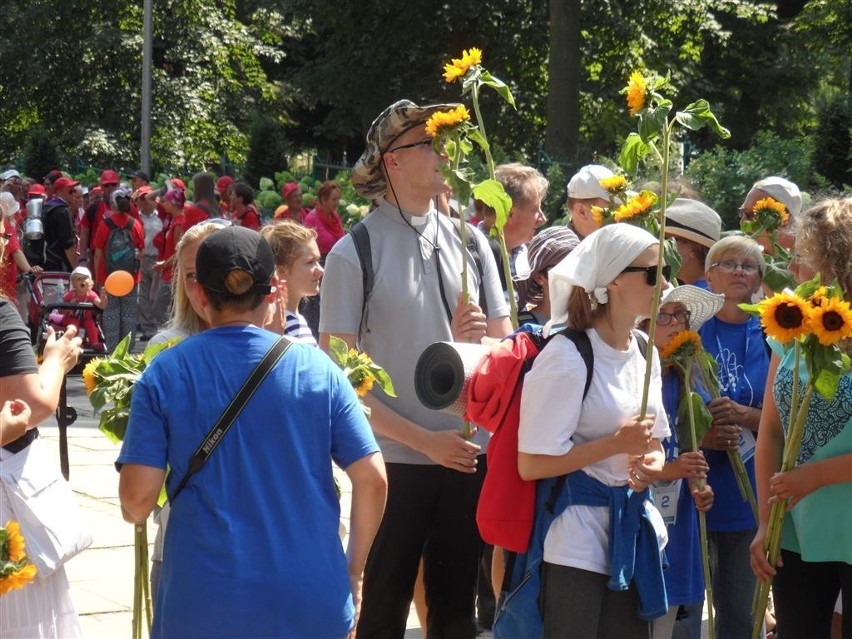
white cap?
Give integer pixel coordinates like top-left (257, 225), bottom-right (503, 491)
top-left (566, 164), bottom-right (615, 201)
top-left (1, 169), bottom-right (21, 181)
top-left (70, 265), bottom-right (92, 280)
top-left (0, 192), bottom-right (20, 218)
top-left (748, 177), bottom-right (802, 219)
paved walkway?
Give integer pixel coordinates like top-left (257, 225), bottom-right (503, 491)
top-left (39, 374), bottom-right (440, 638)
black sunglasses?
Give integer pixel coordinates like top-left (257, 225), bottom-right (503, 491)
top-left (621, 264), bottom-right (672, 286)
top-left (387, 139), bottom-right (433, 153)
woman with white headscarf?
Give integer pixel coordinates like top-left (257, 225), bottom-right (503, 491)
top-left (518, 224), bottom-right (672, 638)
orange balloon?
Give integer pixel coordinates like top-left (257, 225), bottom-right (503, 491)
top-left (104, 270), bottom-right (135, 297)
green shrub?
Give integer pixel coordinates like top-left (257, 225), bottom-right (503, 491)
top-left (686, 131), bottom-right (814, 230)
top-left (22, 128), bottom-right (60, 182)
top-left (812, 95), bottom-right (852, 189)
top-left (244, 114), bottom-right (289, 189)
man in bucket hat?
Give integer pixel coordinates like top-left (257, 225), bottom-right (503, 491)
top-left (664, 197), bottom-right (722, 289)
top-left (321, 99), bottom-right (511, 637)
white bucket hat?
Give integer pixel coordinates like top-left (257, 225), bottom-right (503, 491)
top-left (664, 198), bottom-right (722, 249)
top-left (660, 284), bottom-right (724, 331)
top-left (747, 177), bottom-right (802, 219)
top-left (566, 164), bottom-right (615, 201)
top-left (0, 191), bottom-right (20, 218)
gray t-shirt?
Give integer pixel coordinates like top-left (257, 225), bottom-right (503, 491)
top-left (320, 199), bottom-right (509, 463)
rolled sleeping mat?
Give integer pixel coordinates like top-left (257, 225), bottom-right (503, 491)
top-left (414, 341), bottom-right (489, 417)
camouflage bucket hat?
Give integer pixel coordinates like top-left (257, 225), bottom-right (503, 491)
top-left (351, 99), bottom-right (459, 199)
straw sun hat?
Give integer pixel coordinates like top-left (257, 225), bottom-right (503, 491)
top-left (660, 284), bottom-right (724, 331)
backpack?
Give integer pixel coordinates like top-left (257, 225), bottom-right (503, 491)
top-left (21, 230), bottom-right (47, 267)
top-left (104, 217), bottom-right (140, 274)
top-left (350, 217), bottom-right (488, 339)
top-left (465, 325), bottom-right (647, 638)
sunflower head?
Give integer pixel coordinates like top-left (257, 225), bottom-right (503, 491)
top-left (355, 374), bottom-right (376, 397)
top-left (613, 191), bottom-right (657, 223)
top-left (809, 286), bottom-right (829, 308)
top-left (660, 330), bottom-right (704, 365)
top-left (425, 105), bottom-right (471, 138)
top-left (758, 292), bottom-right (812, 343)
top-left (626, 71), bottom-right (648, 116)
top-left (810, 296), bottom-right (852, 346)
top-left (599, 175), bottom-right (628, 194)
top-left (752, 197), bottom-right (789, 231)
top-left (443, 47), bottom-right (483, 83)
top-left (5, 520), bottom-right (26, 562)
top-left (81, 357), bottom-right (104, 396)
top-left (591, 206), bottom-right (605, 227)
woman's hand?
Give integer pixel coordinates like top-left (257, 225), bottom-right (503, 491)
top-left (768, 466), bottom-right (820, 509)
top-left (708, 396), bottom-right (746, 427)
top-left (750, 525), bottom-right (782, 582)
top-left (672, 451), bottom-right (709, 480)
top-left (613, 415), bottom-right (654, 456)
top-left (701, 424), bottom-right (742, 451)
top-left (42, 325), bottom-right (82, 374)
top-left (689, 481), bottom-right (714, 512)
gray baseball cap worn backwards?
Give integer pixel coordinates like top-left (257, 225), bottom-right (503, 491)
top-left (351, 99), bottom-right (459, 199)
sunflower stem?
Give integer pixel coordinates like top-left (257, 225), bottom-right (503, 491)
top-left (751, 344), bottom-right (813, 639)
top-left (683, 360), bottom-right (715, 639)
top-left (639, 121), bottom-right (673, 419)
top-left (471, 83), bottom-right (495, 179)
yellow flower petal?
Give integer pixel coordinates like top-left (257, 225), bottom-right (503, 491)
top-left (758, 292), bottom-right (812, 343)
top-left (660, 330), bottom-right (703, 364)
top-left (613, 191), bottom-right (656, 222)
top-left (6, 520), bottom-right (26, 562)
top-left (810, 296), bottom-right (852, 346)
top-left (443, 47), bottom-right (482, 83)
top-left (627, 71), bottom-right (648, 116)
top-left (425, 105), bottom-right (471, 138)
top-left (599, 175), bottom-right (627, 193)
top-left (81, 357), bottom-right (104, 396)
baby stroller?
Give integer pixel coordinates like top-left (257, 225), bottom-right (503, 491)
top-left (21, 271), bottom-right (107, 479)
top-left (23, 271), bottom-right (107, 353)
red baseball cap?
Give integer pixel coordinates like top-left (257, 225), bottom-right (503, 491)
top-left (27, 183), bottom-right (47, 196)
top-left (53, 177), bottom-right (81, 191)
top-left (170, 177), bottom-right (186, 191)
top-left (133, 185), bottom-right (154, 200)
top-left (90, 186), bottom-right (103, 198)
top-left (216, 175), bottom-right (234, 194)
top-left (100, 169), bottom-right (120, 186)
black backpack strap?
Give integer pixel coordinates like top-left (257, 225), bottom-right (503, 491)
top-left (550, 327), bottom-right (594, 401)
top-left (105, 217), bottom-right (118, 231)
top-left (632, 329), bottom-right (648, 357)
top-left (169, 336), bottom-right (293, 503)
top-left (350, 221), bottom-right (373, 341)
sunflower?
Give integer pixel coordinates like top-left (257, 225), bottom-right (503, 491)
top-left (6, 520), bottom-right (25, 562)
top-left (599, 175), bottom-right (627, 193)
top-left (752, 197), bottom-right (789, 229)
top-left (808, 286), bottom-right (829, 308)
top-left (613, 191), bottom-right (657, 222)
top-left (660, 330), bottom-right (704, 365)
top-left (355, 374), bottom-right (375, 398)
top-left (591, 206), bottom-right (605, 227)
top-left (758, 292), bottom-right (812, 343)
top-left (81, 357), bottom-right (104, 396)
top-left (626, 71), bottom-right (648, 115)
top-left (810, 296), bottom-right (852, 346)
top-left (0, 563), bottom-right (37, 596)
top-left (443, 47), bottom-right (483, 83)
top-left (425, 105), bottom-right (471, 138)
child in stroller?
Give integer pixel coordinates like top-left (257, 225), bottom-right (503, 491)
top-left (47, 266), bottom-right (106, 350)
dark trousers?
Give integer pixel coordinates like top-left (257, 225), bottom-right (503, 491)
top-left (541, 563), bottom-right (650, 639)
top-left (356, 460), bottom-right (486, 639)
top-left (773, 549), bottom-right (851, 639)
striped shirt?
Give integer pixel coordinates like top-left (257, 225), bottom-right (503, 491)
top-left (284, 310), bottom-right (317, 346)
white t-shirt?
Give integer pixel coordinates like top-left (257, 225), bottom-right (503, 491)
top-left (518, 328), bottom-right (670, 575)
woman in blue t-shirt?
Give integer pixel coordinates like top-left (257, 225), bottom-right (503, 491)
top-left (647, 284), bottom-right (723, 639)
top-left (698, 235), bottom-right (769, 639)
top-left (750, 198), bottom-right (852, 639)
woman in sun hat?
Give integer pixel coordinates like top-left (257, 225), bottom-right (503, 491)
top-left (518, 223), bottom-right (671, 637)
top-left (641, 283), bottom-right (724, 639)
top-left (664, 197), bottom-right (722, 289)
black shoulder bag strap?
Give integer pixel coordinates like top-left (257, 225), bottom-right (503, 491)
top-left (350, 221), bottom-right (373, 341)
top-left (169, 335), bottom-right (293, 504)
top-left (449, 217), bottom-right (488, 316)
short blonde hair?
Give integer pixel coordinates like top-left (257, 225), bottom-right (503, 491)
top-left (495, 163), bottom-right (549, 209)
top-left (261, 220), bottom-right (317, 268)
top-left (705, 235), bottom-right (765, 279)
